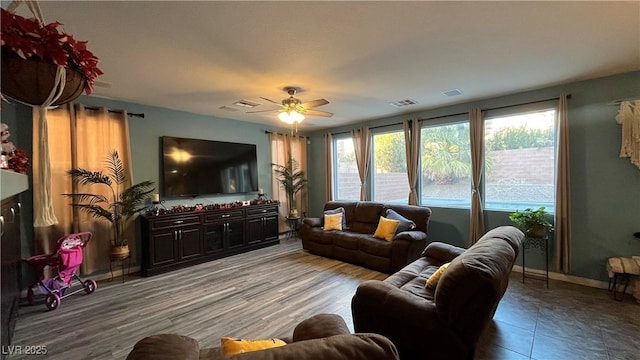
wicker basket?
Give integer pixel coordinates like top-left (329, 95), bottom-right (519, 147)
top-left (1, 52), bottom-right (86, 106)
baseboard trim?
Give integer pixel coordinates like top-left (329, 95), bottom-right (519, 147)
top-left (512, 265), bottom-right (636, 294)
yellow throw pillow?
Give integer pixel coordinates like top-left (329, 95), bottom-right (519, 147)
top-left (373, 216), bottom-right (400, 241)
top-left (221, 337), bottom-right (286, 356)
top-left (323, 213), bottom-right (343, 231)
top-left (425, 262), bottom-right (450, 289)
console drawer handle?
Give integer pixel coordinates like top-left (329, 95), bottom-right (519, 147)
top-left (221, 214), bottom-right (230, 218)
top-left (174, 220), bottom-right (184, 224)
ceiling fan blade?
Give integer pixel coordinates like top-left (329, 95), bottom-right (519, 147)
top-left (304, 109), bottom-right (333, 117)
top-left (301, 99), bottom-right (329, 109)
top-left (260, 97), bottom-right (281, 105)
top-left (246, 109), bottom-right (278, 114)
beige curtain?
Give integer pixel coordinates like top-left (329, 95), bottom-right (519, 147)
top-left (403, 119), bottom-right (421, 205)
top-left (554, 94), bottom-right (571, 273)
top-left (32, 104), bottom-right (132, 274)
top-left (324, 132), bottom-right (334, 202)
top-left (351, 127), bottom-right (371, 201)
top-left (469, 108), bottom-right (485, 245)
top-left (269, 132), bottom-right (308, 230)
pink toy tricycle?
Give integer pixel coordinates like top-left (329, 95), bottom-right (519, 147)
top-left (25, 232), bottom-right (97, 310)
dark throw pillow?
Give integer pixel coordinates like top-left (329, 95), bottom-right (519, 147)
top-left (384, 209), bottom-right (416, 233)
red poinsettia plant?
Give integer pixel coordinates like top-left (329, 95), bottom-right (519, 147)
top-left (0, 8), bottom-right (103, 94)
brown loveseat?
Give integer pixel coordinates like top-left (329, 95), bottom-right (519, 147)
top-left (300, 201), bottom-right (432, 274)
top-left (126, 313), bottom-right (399, 360)
top-left (351, 226), bottom-right (524, 360)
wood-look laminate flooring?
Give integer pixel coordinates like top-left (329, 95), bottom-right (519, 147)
top-left (9, 239), bottom-right (386, 359)
top-left (9, 238), bottom-right (640, 360)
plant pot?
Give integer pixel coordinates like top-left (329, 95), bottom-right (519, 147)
top-left (526, 225), bottom-right (547, 238)
top-left (1, 52), bottom-right (86, 106)
top-left (109, 245), bottom-right (130, 259)
top-left (288, 208), bottom-right (299, 218)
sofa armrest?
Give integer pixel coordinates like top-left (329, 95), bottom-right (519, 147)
top-left (226, 334), bottom-right (398, 360)
top-left (302, 217), bottom-right (322, 227)
top-left (389, 231), bottom-right (428, 273)
top-left (420, 242), bottom-right (465, 262)
top-left (292, 314), bottom-right (350, 342)
top-left (392, 230), bottom-right (427, 242)
top-left (126, 334), bottom-right (200, 360)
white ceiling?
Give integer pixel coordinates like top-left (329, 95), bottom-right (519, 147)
top-left (20, 1), bottom-right (640, 130)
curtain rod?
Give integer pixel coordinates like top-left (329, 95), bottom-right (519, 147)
top-left (264, 130), bottom-right (308, 139)
top-left (82, 106), bottom-right (145, 118)
top-left (330, 94), bottom-right (572, 135)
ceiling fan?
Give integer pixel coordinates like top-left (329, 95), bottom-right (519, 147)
top-left (248, 87), bottom-right (333, 124)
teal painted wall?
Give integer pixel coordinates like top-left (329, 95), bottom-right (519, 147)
top-left (307, 71), bottom-right (640, 282)
top-left (75, 96), bottom-right (294, 208)
top-left (4, 72), bottom-right (639, 282)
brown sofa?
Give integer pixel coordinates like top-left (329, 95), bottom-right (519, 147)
top-left (300, 201), bottom-right (432, 273)
top-left (351, 226), bottom-right (524, 360)
top-left (126, 313), bottom-right (399, 360)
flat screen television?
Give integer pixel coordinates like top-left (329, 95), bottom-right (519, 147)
top-left (161, 136), bottom-right (258, 197)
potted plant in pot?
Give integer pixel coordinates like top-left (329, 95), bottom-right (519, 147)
top-left (1, 7), bottom-right (102, 105)
top-left (508, 206), bottom-right (554, 238)
top-left (64, 150), bottom-right (154, 258)
top-left (273, 153), bottom-right (307, 218)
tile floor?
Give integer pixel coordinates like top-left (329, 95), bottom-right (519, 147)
top-left (474, 274), bottom-right (640, 360)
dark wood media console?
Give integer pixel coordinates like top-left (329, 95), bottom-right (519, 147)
top-left (141, 203), bottom-right (279, 276)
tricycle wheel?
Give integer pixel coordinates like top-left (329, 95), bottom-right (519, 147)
top-left (83, 280), bottom-right (97, 294)
top-left (45, 294), bottom-right (60, 311)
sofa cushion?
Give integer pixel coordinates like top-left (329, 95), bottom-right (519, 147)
top-left (373, 216), bottom-right (400, 241)
top-left (358, 236), bottom-right (393, 258)
top-left (384, 209), bottom-right (416, 233)
top-left (221, 337), bottom-right (286, 356)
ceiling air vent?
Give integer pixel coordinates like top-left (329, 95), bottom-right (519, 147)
top-left (232, 100), bottom-right (260, 108)
top-left (389, 99), bottom-right (418, 108)
top-left (442, 89), bottom-right (463, 97)
top-left (219, 106), bottom-right (239, 112)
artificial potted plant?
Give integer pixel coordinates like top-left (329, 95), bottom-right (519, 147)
top-left (1, 7), bottom-right (102, 105)
top-left (273, 153), bottom-right (307, 218)
top-left (508, 206), bottom-right (554, 238)
top-left (64, 150), bottom-right (154, 258)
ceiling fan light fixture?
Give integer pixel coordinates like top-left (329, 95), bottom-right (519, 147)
top-left (278, 110), bottom-right (304, 124)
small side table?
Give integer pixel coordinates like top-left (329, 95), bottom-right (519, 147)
top-left (286, 216), bottom-right (301, 239)
top-left (521, 235), bottom-right (549, 288)
top-left (109, 253), bottom-right (131, 283)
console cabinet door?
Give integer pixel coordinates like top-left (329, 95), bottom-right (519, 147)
top-left (263, 214), bottom-right (279, 242)
top-left (204, 223), bottom-right (225, 254)
top-left (177, 226), bottom-right (202, 261)
top-left (246, 205), bottom-right (279, 244)
top-left (149, 230), bottom-right (177, 267)
top-left (226, 220), bottom-right (245, 249)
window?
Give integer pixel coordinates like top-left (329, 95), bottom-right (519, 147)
top-left (333, 136), bottom-right (359, 200)
top-left (484, 108), bottom-right (557, 212)
top-left (420, 122), bottom-right (471, 208)
top-left (372, 130), bottom-right (408, 203)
